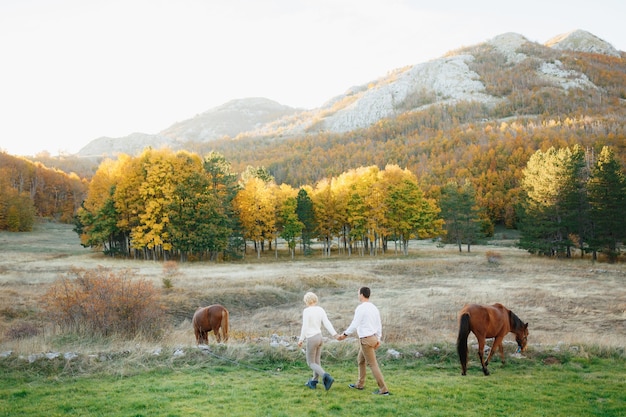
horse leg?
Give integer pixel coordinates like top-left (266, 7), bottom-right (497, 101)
top-left (477, 337), bottom-right (490, 376)
top-left (221, 309), bottom-right (229, 343)
top-left (215, 325), bottom-right (221, 343)
top-left (498, 337), bottom-right (505, 365)
top-left (484, 339), bottom-right (495, 366)
top-left (485, 335), bottom-right (505, 367)
top-left (498, 337), bottom-right (506, 365)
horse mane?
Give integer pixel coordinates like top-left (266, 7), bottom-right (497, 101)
top-left (509, 310), bottom-right (525, 331)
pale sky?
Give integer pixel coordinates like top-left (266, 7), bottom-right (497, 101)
top-left (1, 0), bottom-right (624, 156)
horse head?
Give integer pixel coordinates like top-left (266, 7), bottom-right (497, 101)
top-left (508, 310), bottom-right (528, 353)
top-left (515, 322), bottom-right (529, 352)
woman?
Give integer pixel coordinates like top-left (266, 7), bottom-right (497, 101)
top-left (297, 292), bottom-right (338, 390)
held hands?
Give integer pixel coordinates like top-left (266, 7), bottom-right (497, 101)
top-left (336, 333), bottom-right (347, 341)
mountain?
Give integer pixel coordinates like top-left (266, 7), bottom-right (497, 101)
top-left (77, 132), bottom-right (174, 158)
top-left (77, 98), bottom-right (300, 157)
top-left (159, 98), bottom-right (301, 143)
top-left (77, 30), bottom-right (623, 157)
top-left (545, 29), bottom-right (621, 56)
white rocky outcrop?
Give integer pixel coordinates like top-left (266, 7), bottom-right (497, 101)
top-left (488, 32), bottom-right (530, 63)
top-left (539, 60), bottom-right (597, 90)
top-left (319, 54), bottom-right (499, 133)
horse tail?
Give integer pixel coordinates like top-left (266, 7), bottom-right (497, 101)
top-left (221, 308), bottom-right (229, 342)
top-left (457, 313), bottom-right (470, 375)
top-left (192, 308), bottom-right (202, 344)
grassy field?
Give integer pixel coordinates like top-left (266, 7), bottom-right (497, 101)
top-left (1, 344), bottom-right (624, 416)
top-left (0, 222), bottom-right (625, 416)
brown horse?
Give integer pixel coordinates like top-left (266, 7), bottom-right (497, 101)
top-left (192, 304), bottom-right (229, 344)
top-left (457, 303), bottom-right (528, 376)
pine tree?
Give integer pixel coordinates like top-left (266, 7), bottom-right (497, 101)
top-left (519, 147), bottom-right (588, 256)
top-left (296, 188), bottom-right (315, 255)
top-left (440, 180), bottom-right (482, 252)
top-left (203, 152), bottom-right (241, 259)
top-left (279, 196), bottom-right (304, 259)
top-left (587, 146), bottom-right (626, 262)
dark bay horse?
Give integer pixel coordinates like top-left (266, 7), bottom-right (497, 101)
top-left (457, 303), bottom-right (528, 376)
top-left (192, 304), bottom-right (229, 344)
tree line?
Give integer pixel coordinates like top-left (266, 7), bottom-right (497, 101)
top-left (75, 148), bottom-right (447, 261)
top-left (75, 144), bottom-right (626, 262)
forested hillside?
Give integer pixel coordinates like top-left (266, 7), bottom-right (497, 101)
top-left (0, 153), bottom-right (87, 231)
top-left (202, 110), bottom-right (624, 228)
top-left (186, 46), bottom-right (626, 229)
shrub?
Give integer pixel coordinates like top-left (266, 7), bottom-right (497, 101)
top-left (486, 250), bottom-right (502, 264)
top-left (162, 277), bottom-right (174, 290)
top-left (162, 260), bottom-right (179, 277)
top-left (6, 322), bottom-right (40, 340)
top-left (162, 261), bottom-right (179, 289)
top-left (0, 306), bottom-right (30, 320)
top-left (40, 267), bottom-right (167, 340)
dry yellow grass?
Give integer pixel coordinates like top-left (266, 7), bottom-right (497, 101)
top-left (1, 224), bottom-right (625, 355)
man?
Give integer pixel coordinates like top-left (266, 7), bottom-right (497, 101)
top-left (337, 287), bottom-right (390, 395)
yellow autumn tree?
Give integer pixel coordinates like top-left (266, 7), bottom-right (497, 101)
top-left (311, 176), bottom-right (350, 257)
top-left (78, 155), bottom-right (132, 254)
top-left (333, 166), bottom-right (378, 256)
top-left (233, 176), bottom-right (276, 258)
top-left (113, 154), bottom-right (146, 254)
top-left (133, 149), bottom-right (206, 260)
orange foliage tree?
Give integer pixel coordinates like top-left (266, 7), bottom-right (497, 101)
top-left (0, 152), bottom-right (87, 229)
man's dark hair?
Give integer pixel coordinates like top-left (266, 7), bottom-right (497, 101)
top-left (359, 287), bottom-right (371, 298)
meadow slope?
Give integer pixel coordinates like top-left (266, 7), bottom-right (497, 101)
top-left (1, 222), bottom-right (624, 354)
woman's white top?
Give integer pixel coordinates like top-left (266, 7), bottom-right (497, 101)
top-left (299, 305), bottom-right (337, 342)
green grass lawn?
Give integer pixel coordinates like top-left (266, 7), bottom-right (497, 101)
top-left (1, 349), bottom-right (624, 417)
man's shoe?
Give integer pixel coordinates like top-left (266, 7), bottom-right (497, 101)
top-left (372, 389), bottom-right (390, 395)
top-left (305, 379), bottom-right (318, 389)
top-left (348, 384), bottom-right (364, 390)
top-left (322, 373), bottom-right (334, 391)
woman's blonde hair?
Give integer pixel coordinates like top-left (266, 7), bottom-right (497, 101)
top-left (303, 292), bottom-right (318, 305)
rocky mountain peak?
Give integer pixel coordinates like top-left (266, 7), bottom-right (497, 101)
top-left (487, 32), bottom-right (530, 63)
top-left (545, 29), bottom-right (620, 57)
